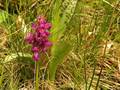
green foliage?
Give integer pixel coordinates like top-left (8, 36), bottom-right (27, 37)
top-left (0, 0), bottom-right (120, 89)
top-left (101, 0), bottom-right (113, 33)
top-left (0, 65), bottom-right (5, 89)
top-left (0, 10), bottom-right (8, 23)
top-left (48, 0), bottom-right (78, 81)
top-left (4, 53), bottom-right (34, 65)
top-left (48, 41), bottom-right (72, 80)
top-left (51, 0), bottom-right (78, 41)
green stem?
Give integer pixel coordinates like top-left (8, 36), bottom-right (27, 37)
top-left (35, 61), bottom-right (39, 90)
top-left (95, 66), bottom-right (103, 90)
top-left (88, 60), bottom-right (97, 90)
top-left (83, 53), bottom-right (87, 90)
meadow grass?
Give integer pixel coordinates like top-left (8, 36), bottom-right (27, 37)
top-left (0, 0), bottom-right (120, 90)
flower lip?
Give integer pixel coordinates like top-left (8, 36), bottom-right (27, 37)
top-left (32, 47), bottom-right (39, 52)
top-left (37, 16), bottom-right (46, 24)
top-left (33, 52), bottom-right (39, 61)
top-left (25, 33), bottom-right (33, 44)
top-left (45, 41), bottom-right (52, 47)
top-left (45, 23), bottom-right (52, 30)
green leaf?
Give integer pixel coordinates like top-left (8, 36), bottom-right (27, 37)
top-left (4, 53), bottom-right (34, 65)
top-left (50, 0), bottom-right (78, 42)
top-left (48, 41), bottom-right (72, 80)
top-left (48, 0), bottom-right (78, 81)
top-left (0, 10), bottom-right (8, 23)
top-left (100, 0), bottom-right (113, 33)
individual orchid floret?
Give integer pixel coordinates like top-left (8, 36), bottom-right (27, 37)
top-left (33, 52), bottom-right (39, 61)
top-left (25, 33), bottom-right (34, 44)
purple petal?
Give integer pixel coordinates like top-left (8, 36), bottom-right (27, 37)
top-left (37, 16), bottom-right (46, 24)
top-left (33, 52), bottom-right (39, 61)
top-left (31, 23), bottom-right (37, 30)
top-left (41, 33), bottom-right (47, 37)
top-left (45, 41), bottom-right (52, 47)
top-left (25, 33), bottom-right (33, 44)
top-left (40, 23), bottom-right (45, 28)
top-left (41, 47), bottom-right (47, 52)
top-left (32, 47), bottom-right (39, 52)
top-left (45, 31), bottom-right (50, 36)
top-left (45, 23), bottom-right (52, 30)
top-left (38, 29), bottom-right (45, 33)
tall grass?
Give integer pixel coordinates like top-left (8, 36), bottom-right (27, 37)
top-left (0, 0), bottom-right (120, 90)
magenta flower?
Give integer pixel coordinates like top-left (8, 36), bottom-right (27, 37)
top-left (25, 16), bottom-right (52, 61)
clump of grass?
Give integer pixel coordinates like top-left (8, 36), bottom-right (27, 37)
top-left (0, 0), bottom-right (120, 90)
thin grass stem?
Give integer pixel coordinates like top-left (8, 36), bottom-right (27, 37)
top-left (35, 61), bottom-right (39, 90)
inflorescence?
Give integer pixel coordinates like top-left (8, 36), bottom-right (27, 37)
top-left (25, 16), bottom-right (52, 61)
